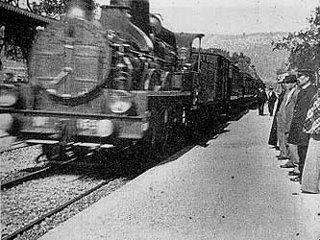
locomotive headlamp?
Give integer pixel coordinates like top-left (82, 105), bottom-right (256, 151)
top-left (0, 90), bottom-right (17, 107)
top-left (109, 90), bottom-right (132, 114)
top-left (96, 120), bottom-right (113, 137)
top-left (0, 113), bottom-right (13, 132)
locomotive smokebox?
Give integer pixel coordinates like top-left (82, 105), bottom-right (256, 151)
top-left (66, 0), bottom-right (95, 21)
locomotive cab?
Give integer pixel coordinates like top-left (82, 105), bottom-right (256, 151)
top-left (173, 33), bottom-right (204, 92)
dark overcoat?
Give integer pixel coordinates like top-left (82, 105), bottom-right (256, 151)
top-left (268, 91), bottom-right (277, 105)
top-left (257, 90), bottom-right (268, 104)
top-left (277, 87), bottom-right (300, 133)
top-left (268, 91), bottom-right (285, 146)
top-left (287, 84), bottom-right (317, 146)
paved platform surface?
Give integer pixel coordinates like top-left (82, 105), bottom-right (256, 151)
top-left (40, 110), bottom-right (320, 240)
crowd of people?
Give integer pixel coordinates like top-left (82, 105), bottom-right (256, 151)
top-left (267, 68), bottom-right (320, 194)
top-left (256, 86), bottom-right (277, 116)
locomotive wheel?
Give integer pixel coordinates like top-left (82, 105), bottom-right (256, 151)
top-left (171, 112), bottom-right (185, 149)
top-left (152, 108), bottom-right (174, 158)
top-left (188, 109), bottom-right (204, 143)
top-left (142, 125), bottom-right (160, 165)
top-left (42, 145), bottom-right (63, 162)
top-left (137, 108), bottom-right (170, 167)
top-left (159, 109), bottom-right (171, 157)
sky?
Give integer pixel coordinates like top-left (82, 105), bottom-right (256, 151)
top-left (148, 0), bottom-right (320, 34)
top-left (26, 0), bottom-right (320, 34)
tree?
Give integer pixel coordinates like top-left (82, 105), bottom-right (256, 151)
top-left (2, 0), bottom-right (68, 17)
top-left (272, 6), bottom-right (320, 71)
top-left (31, 0), bottom-right (68, 18)
top-left (1, 0), bottom-right (68, 62)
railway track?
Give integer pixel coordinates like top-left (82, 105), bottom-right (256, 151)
top-left (1, 142), bottom-right (130, 240)
top-left (0, 141), bottom-right (170, 240)
top-left (1, 165), bottom-right (51, 190)
top-left (1, 179), bottom-right (112, 240)
top-left (1, 141), bottom-right (106, 190)
top-left (0, 157), bottom-right (79, 190)
top-left (1, 112), bottom-right (237, 240)
top-left (0, 141), bottom-right (33, 154)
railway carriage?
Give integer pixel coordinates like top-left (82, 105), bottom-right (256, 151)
top-left (0, 0), bottom-right (261, 163)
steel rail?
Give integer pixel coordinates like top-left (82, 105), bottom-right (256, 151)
top-left (1, 180), bottom-right (111, 240)
top-left (1, 166), bottom-right (51, 190)
top-left (1, 157), bottom-right (78, 190)
top-left (0, 142), bottom-right (31, 154)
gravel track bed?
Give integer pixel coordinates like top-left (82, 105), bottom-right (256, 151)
top-left (1, 172), bottom-right (115, 238)
top-left (13, 177), bottom-right (128, 240)
top-left (0, 146), bottom-right (47, 184)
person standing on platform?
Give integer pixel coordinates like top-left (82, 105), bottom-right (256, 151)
top-left (286, 69), bottom-right (317, 181)
top-left (268, 82), bottom-right (286, 148)
top-left (301, 89), bottom-right (320, 193)
top-left (257, 87), bottom-right (268, 116)
top-left (277, 75), bottom-right (298, 161)
top-left (267, 86), bottom-right (277, 116)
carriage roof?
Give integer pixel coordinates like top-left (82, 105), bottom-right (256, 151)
top-left (0, 2), bottom-right (55, 27)
top-left (174, 32), bottom-right (205, 48)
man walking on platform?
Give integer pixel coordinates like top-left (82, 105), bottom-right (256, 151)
top-left (267, 87), bottom-right (277, 116)
top-left (286, 69), bottom-right (317, 181)
top-left (257, 87), bottom-right (268, 115)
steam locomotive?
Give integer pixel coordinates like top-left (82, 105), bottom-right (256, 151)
top-left (0, 0), bottom-right (262, 161)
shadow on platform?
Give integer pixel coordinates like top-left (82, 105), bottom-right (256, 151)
top-left (98, 109), bottom-right (251, 180)
top-left (155, 109), bottom-right (250, 168)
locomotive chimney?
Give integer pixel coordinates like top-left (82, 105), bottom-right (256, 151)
top-left (66, 0), bottom-right (95, 21)
top-left (101, 0), bottom-right (154, 52)
top-left (128, 0), bottom-right (151, 35)
top-left (109, 0), bottom-right (150, 35)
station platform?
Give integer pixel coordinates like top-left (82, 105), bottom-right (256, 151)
top-left (39, 109), bottom-right (320, 240)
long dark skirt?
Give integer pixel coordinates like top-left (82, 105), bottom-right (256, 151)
top-left (268, 94), bottom-right (285, 147)
top-left (268, 115), bottom-right (278, 146)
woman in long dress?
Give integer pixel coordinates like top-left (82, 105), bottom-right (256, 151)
top-left (301, 90), bottom-right (320, 193)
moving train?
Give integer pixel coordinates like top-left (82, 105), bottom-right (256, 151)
top-left (0, 0), bottom-right (264, 162)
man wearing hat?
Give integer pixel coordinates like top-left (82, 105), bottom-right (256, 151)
top-left (268, 74), bottom-right (288, 148)
top-left (267, 86), bottom-right (277, 116)
top-left (277, 75), bottom-right (299, 161)
top-left (286, 69), bottom-right (317, 180)
top-left (256, 87), bottom-right (268, 115)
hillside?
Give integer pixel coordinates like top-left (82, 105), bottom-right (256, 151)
top-left (202, 32), bottom-right (290, 83)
